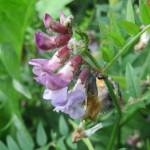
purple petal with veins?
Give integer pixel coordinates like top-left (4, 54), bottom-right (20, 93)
top-left (35, 72), bottom-right (68, 90)
top-left (43, 87), bottom-right (68, 106)
top-left (35, 32), bottom-right (71, 51)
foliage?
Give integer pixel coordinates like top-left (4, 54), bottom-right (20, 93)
top-left (0, 0), bottom-right (150, 149)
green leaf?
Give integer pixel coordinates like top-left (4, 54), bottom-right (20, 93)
top-left (125, 63), bottom-right (140, 98)
top-left (59, 115), bottom-right (69, 136)
top-left (36, 0), bottom-right (73, 19)
top-left (120, 21), bottom-right (140, 35)
top-left (140, 46), bottom-right (150, 79)
top-left (36, 122), bottom-right (47, 146)
top-left (0, 141), bottom-right (8, 150)
top-left (101, 47), bottom-right (114, 62)
top-left (17, 131), bottom-right (34, 150)
top-left (56, 137), bottom-right (67, 150)
top-left (12, 79), bottom-right (32, 99)
top-left (0, 44), bottom-right (20, 79)
top-left (66, 136), bottom-right (77, 149)
top-left (0, 0), bottom-right (36, 58)
top-left (7, 136), bottom-right (20, 150)
top-left (126, 0), bottom-right (135, 23)
top-left (139, 0), bottom-right (150, 24)
top-left (12, 114), bottom-right (34, 148)
top-left (121, 97), bottom-right (146, 126)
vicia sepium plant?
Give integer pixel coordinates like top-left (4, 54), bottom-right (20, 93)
top-left (28, 6), bottom-right (150, 148)
top-left (29, 13), bottom-right (107, 141)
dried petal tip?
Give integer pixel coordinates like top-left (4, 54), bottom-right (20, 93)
top-left (60, 13), bottom-right (73, 27)
top-left (72, 123), bottom-right (103, 143)
top-left (84, 123), bottom-right (103, 137)
top-left (72, 128), bottom-right (86, 143)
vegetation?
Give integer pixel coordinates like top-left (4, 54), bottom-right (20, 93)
top-left (0, 0), bottom-right (150, 149)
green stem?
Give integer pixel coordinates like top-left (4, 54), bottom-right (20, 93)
top-left (82, 50), bottom-right (102, 71)
top-left (106, 118), bottom-right (120, 150)
top-left (103, 24), bottom-right (150, 73)
top-left (104, 79), bottom-right (121, 116)
top-left (104, 79), bottom-right (122, 149)
top-left (120, 110), bottom-right (137, 127)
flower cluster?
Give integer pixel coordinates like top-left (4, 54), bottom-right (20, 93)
top-left (29, 13), bottom-right (91, 119)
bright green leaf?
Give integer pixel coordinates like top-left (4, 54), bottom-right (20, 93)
top-left (126, 0), bottom-right (135, 23)
top-left (36, 0), bottom-right (73, 19)
top-left (12, 79), bottom-right (32, 99)
top-left (0, 44), bottom-right (20, 79)
top-left (139, 0), bottom-right (150, 24)
top-left (120, 21), bottom-right (140, 35)
top-left (0, 0), bottom-right (36, 58)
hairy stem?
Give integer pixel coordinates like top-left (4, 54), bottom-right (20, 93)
top-left (103, 25), bottom-right (150, 73)
top-left (104, 79), bottom-right (122, 149)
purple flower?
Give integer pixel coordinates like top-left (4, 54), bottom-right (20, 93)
top-left (29, 45), bottom-right (70, 72)
top-left (29, 46), bottom-right (72, 90)
top-left (44, 13), bottom-right (71, 34)
top-left (29, 55), bottom-right (82, 90)
top-left (43, 68), bottom-right (89, 119)
top-left (35, 32), bottom-right (71, 51)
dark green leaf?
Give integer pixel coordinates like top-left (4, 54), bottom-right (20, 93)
top-left (59, 115), bottom-right (69, 136)
top-left (17, 131), bottom-right (34, 150)
top-left (56, 137), bottom-right (67, 150)
top-left (140, 51), bottom-right (150, 79)
top-left (36, 122), bottom-right (47, 146)
top-left (66, 136), bottom-right (77, 149)
top-left (7, 136), bottom-right (20, 150)
top-left (125, 63), bottom-right (140, 98)
top-left (0, 141), bottom-right (8, 150)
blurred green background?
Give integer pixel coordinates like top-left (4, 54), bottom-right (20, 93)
top-left (0, 0), bottom-right (150, 149)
